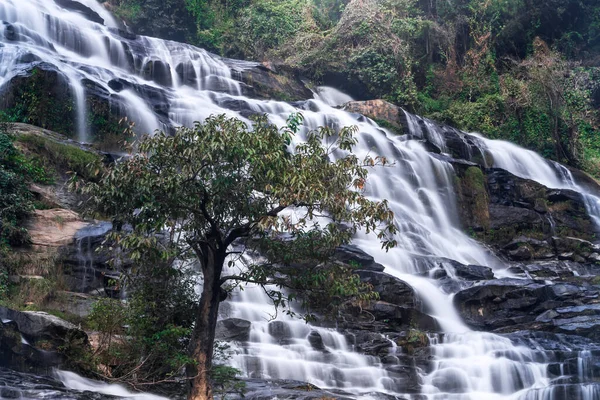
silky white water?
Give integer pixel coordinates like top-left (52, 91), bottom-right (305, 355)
top-left (1, 1), bottom-right (598, 399)
top-left (56, 370), bottom-right (170, 400)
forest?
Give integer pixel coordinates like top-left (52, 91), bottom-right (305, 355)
top-left (108, 0), bottom-right (600, 175)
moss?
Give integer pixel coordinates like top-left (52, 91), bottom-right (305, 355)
top-left (397, 329), bottom-right (429, 355)
top-left (86, 96), bottom-right (124, 145)
top-left (2, 68), bottom-right (75, 136)
top-left (463, 167), bottom-right (490, 229)
top-left (16, 134), bottom-right (101, 180)
top-left (372, 118), bottom-right (403, 135)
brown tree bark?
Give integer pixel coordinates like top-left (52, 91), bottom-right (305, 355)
top-left (187, 246), bottom-right (225, 400)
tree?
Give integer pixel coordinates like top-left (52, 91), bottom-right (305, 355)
top-left (77, 114), bottom-right (396, 400)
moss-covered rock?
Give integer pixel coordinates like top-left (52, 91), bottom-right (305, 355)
top-left (0, 66), bottom-right (75, 136)
top-left (452, 162), bottom-right (596, 261)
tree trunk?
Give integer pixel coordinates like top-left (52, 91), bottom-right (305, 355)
top-left (187, 249), bottom-right (225, 400)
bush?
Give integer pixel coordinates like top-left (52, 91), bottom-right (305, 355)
top-left (0, 123), bottom-right (35, 247)
top-left (87, 254), bottom-right (199, 384)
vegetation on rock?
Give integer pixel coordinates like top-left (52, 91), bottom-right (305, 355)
top-left (108, 0), bottom-right (600, 175)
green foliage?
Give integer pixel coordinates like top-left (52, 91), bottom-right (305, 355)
top-left (87, 259), bottom-right (198, 384)
top-left (78, 113), bottom-right (396, 395)
top-left (1, 68), bottom-right (75, 136)
top-left (17, 134), bottom-right (101, 180)
top-left (212, 342), bottom-right (245, 397)
top-left (235, 0), bottom-right (313, 58)
top-left (0, 123), bottom-right (34, 247)
top-left (109, 0), bottom-right (197, 43)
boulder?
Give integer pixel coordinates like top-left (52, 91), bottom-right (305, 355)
top-left (452, 264), bottom-right (494, 281)
top-left (334, 245), bottom-right (385, 272)
top-left (367, 302), bottom-right (440, 332)
top-left (453, 279), bottom-right (600, 336)
top-left (307, 330), bottom-right (326, 351)
top-left (224, 60), bottom-right (313, 102)
top-left (0, 308), bottom-right (89, 373)
top-left (342, 100), bottom-right (402, 131)
top-left (215, 318), bottom-right (251, 342)
top-left (54, 0), bottom-right (104, 24)
top-left (0, 307), bottom-right (88, 348)
top-left (356, 270), bottom-right (419, 308)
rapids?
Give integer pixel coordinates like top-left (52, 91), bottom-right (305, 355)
top-left (1, 1), bottom-right (599, 399)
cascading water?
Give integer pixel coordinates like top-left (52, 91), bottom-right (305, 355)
top-left (1, 1), bottom-right (599, 399)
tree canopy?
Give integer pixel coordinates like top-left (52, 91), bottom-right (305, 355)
top-left (78, 113), bottom-right (396, 399)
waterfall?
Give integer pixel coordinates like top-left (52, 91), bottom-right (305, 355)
top-left (1, 1), bottom-right (599, 399)
top-left (56, 370), bottom-right (170, 400)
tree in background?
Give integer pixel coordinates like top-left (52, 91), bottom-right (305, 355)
top-left (79, 114), bottom-right (396, 399)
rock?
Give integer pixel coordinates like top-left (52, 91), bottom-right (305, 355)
top-left (54, 0), bottom-right (104, 24)
top-left (367, 302), bottom-right (440, 332)
top-left (224, 59), bottom-right (313, 102)
top-left (307, 331), bottom-right (326, 351)
top-left (0, 367), bottom-right (128, 399)
top-left (454, 279), bottom-right (600, 336)
top-left (553, 236), bottom-right (597, 255)
top-left (342, 100), bottom-right (402, 131)
top-left (0, 308), bottom-right (89, 373)
top-left (25, 209), bottom-right (88, 248)
top-left (237, 378), bottom-right (355, 400)
top-left (452, 264), bottom-right (494, 280)
top-left (523, 384), bottom-right (600, 400)
top-left (506, 330), bottom-right (600, 353)
top-left (60, 221), bottom-right (115, 294)
top-left (348, 331), bottom-right (393, 357)
top-left (508, 246), bottom-right (533, 261)
top-left (0, 307), bottom-right (88, 347)
top-left (268, 321), bottom-right (293, 341)
top-left (215, 318), bottom-right (251, 342)
top-left (141, 60), bottom-right (173, 87)
top-left (451, 164), bottom-right (595, 255)
top-left (356, 270), bottom-right (420, 308)
top-left (334, 245), bottom-right (385, 272)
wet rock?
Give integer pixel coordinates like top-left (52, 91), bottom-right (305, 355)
top-left (334, 245), bottom-right (385, 272)
top-left (307, 331), bottom-right (325, 351)
top-left (0, 308), bottom-right (89, 373)
top-left (453, 264), bottom-right (494, 281)
top-left (342, 100), bottom-right (402, 131)
top-left (60, 222), bottom-right (115, 294)
top-left (54, 0), bottom-right (104, 24)
top-left (215, 318), bottom-right (251, 342)
top-left (508, 245), bottom-right (533, 261)
top-left (0, 307), bottom-right (88, 348)
top-left (0, 367), bottom-right (126, 399)
top-left (141, 60), bottom-right (172, 87)
top-left (356, 270), bottom-right (419, 308)
top-left (268, 321), bottom-right (293, 341)
top-left (454, 279), bottom-right (600, 336)
top-left (236, 378), bottom-right (355, 400)
top-left (349, 331), bottom-right (393, 357)
top-left (225, 60), bottom-right (313, 102)
top-left (3, 22), bottom-right (16, 41)
top-left (523, 384), bottom-right (600, 400)
top-left (368, 302), bottom-right (439, 332)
